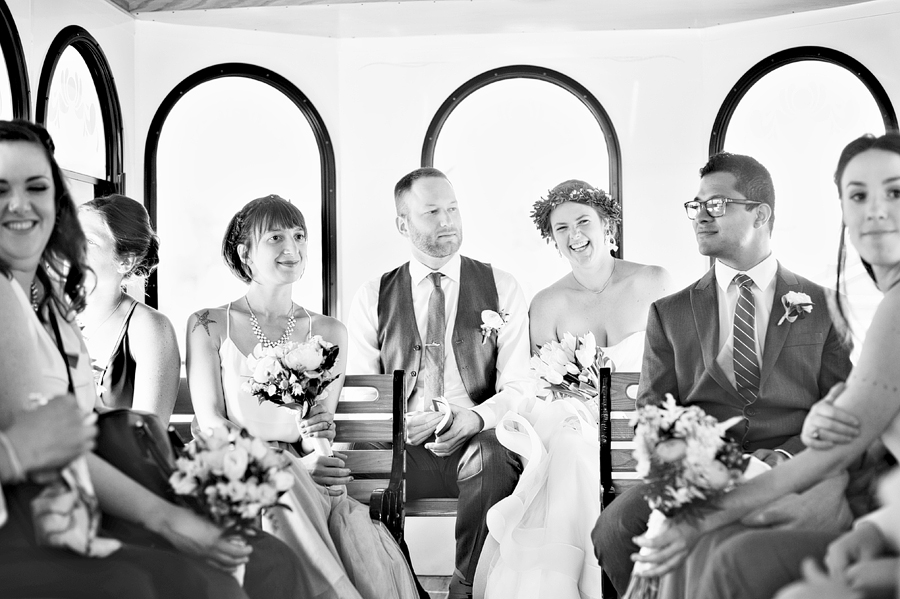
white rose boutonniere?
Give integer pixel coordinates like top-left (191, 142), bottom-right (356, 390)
top-left (480, 309), bottom-right (509, 344)
top-left (777, 291), bottom-right (814, 325)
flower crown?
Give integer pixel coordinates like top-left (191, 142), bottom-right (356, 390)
top-left (531, 183), bottom-right (622, 242)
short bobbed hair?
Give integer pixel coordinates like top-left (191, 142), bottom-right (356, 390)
top-left (222, 194), bottom-right (307, 284)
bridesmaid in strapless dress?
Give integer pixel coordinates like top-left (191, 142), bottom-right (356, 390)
top-left (187, 195), bottom-right (420, 599)
top-left (474, 180), bottom-right (672, 599)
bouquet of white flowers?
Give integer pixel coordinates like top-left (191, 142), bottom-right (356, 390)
top-left (169, 426), bottom-right (293, 585)
top-left (531, 332), bottom-right (612, 402)
top-left (169, 426), bottom-right (293, 536)
top-left (623, 395), bottom-right (745, 599)
top-left (242, 335), bottom-right (340, 455)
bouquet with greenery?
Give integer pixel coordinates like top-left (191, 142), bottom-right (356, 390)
top-left (243, 335), bottom-right (340, 455)
top-left (623, 395), bottom-right (745, 599)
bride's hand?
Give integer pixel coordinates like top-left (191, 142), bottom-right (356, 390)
top-left (300, 450), bottom-right (351, 496)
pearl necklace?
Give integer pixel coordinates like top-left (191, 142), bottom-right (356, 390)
top-left (572, 261), bottom-right (617, 295)
top-left (246, 297), bottom-right (296, 348)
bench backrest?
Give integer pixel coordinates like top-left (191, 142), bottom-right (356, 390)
top-left (600, 371), bottom-right (641, 508)
top-left (334, 372), bottom-right (406, 507)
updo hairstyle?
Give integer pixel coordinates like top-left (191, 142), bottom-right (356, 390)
top-left (83, 194), bottom-right (160, 278)
top-left (222, 194), bottom-right (307, 284)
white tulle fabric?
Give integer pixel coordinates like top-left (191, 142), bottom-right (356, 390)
top-left (474, 332), bottom-right (646, 599)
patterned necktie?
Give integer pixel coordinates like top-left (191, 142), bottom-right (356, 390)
top-left (732, 273), bottom-right (760, 402)
top-left (423, 272), bottom-right (445, 400)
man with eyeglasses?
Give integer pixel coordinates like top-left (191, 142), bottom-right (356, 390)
top-left (592, 152), bottom-right (855, 598)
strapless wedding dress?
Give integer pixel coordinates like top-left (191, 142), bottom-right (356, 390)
top-left (474, 331), bottom-right (646, 599)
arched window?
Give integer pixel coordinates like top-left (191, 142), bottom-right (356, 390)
top-left (146, 64), bottom-right (336, 348)
top-left (0, 0), bottom-right (29, 120)
top-left (711, 47), bottom-right (896, 347)
top-left (422, 66), bottom-right (619, 302)
top-left (36, 26), bottom-right (123, 204)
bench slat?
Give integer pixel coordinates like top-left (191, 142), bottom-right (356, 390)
top-left (407, 498), bottom-right (459, 517)
top-left (343, 450), bottom-right (394, 475)
top-left (335, 420), bottom-right (393, 442)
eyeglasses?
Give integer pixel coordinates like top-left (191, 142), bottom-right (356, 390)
top-left (684, 197), bottom-right (762, 220)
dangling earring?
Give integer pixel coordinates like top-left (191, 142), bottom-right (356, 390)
top-left (606, 232), bottom-right (619, 253)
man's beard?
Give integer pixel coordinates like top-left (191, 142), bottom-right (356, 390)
top-left (409, 223), bottom-right (462, 258)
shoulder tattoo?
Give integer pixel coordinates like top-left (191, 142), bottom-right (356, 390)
top-left (192, 310), bottom-right (216, 336)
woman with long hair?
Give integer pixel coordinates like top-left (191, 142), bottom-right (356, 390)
top-left (187, 194), bottom-right (420, 599)
top-left (0, 119), bottom-right (251, 598)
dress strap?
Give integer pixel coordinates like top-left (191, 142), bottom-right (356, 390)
top-left (303, 306), bottom-right (312, 340)
top-left (94, 299), bottom-right (139, 396)
top-left (226, 302), bottom-right (233, 341)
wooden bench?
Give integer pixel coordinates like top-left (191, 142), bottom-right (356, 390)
top-left (334, 371), bottom-right (408, 539)
top-left (172, 371), bottom-right (459, 541)
top-left (169, 376), bottom-right (195, 441)
top-left (600, 371), bottom-right (642, 508)
top-left (337, 372), bottom-right (459, 542)
top-left (599, 371), bottom-right (641, 599)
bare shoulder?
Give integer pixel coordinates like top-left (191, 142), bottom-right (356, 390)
top-left (306, 310), bottom-right (348, 340)
top-left (186, 304), bottom-right (230, 338)
top-left (530, 275), bottom-right (574, 315)
top-left (618, 261), bottom-right (674, 296)
top-left (130, 301), bottom-right (177, 338)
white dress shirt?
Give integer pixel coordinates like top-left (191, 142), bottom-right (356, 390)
top-left (714, 253), bottom-right (778, 389)
top-left (348, 252), bottom-right (534, 430)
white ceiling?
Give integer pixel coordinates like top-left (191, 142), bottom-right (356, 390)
top-left (105, 0), bottom-right (881, 39)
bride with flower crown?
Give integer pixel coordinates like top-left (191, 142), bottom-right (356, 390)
top-left (474, 180), bottom-right (672, 599)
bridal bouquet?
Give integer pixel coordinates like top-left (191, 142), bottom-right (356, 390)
top-left (243, 336), bottom-right (340, 455)
top-left (531, 332), bottom-right (612, 401)
top-left (623, 395), bottom-right (744, 599)
top-left (169, 426), bottom-right (293, 582)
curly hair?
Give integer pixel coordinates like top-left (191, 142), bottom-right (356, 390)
top-left (83, 194), bottom-right (160, 279)
top-left (222, 194), bottom-right (307, 284)
top-left (531, 179), bottom-right (622, 243)
top-left (0, 120), bottom-right (88, 318)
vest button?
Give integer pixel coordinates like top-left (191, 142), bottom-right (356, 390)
top-left (414, 345), bottom-right (421, 351)
top-left (410, 370), bottom-right (417, 377)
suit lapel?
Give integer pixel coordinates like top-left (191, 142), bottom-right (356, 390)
top-left (759, 263), bottom-right (800, 388)
top-left (691, 267), bottom-right (744, 402)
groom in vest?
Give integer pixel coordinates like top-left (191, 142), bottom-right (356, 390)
top-left (591, 152), bottom-right (855, 597)
top-left (348, 167), bottom-right (532, 599)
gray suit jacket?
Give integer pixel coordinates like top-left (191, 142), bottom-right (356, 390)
top-left (637, 263), bottom-right (852, 455)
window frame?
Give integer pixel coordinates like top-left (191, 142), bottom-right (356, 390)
top-left (36, 25), bottom-right (124, 198)
top-left (143, 63), bottom-right (338, 315)
top-left (0, 0), bottom-right (30, 119)
top-left (421, 64), bottom-right (623, 256)
top-left (709, 46), bottom-right (898, 156)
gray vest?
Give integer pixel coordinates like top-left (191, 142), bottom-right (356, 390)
top-left (377, 256), bottom-right (499, 405)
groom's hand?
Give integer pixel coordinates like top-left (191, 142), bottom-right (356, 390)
top-left (406, 411), bottom-right (443, 446)
top-left (425, 405), bottom-right (483, 457)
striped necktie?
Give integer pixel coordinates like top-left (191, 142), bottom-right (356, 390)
top-left (732, 273), bottom-right (760, 402)
top-left (423, 272), bottom-right (445, 400)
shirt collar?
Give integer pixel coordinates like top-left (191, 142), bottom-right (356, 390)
top-left (715, 253), bottom-right (778, 293)
top-left (409, 252), bottom-right (461, 286)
